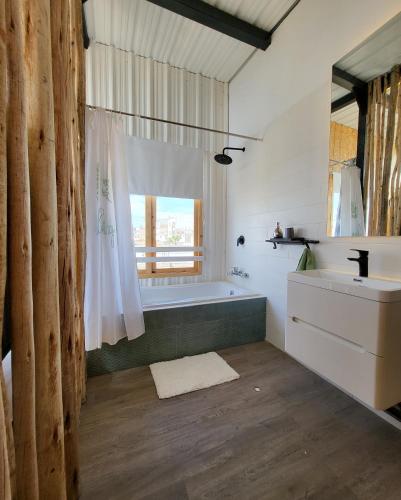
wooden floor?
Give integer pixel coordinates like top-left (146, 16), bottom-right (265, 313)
top-left (80, 342), bottom-right (401, 500)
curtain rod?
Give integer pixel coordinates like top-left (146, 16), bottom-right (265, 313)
top-left (86, 104), bottom-right (263, 142)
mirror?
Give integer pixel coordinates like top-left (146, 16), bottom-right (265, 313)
top-left (327, 12), bottom-right (401, 237)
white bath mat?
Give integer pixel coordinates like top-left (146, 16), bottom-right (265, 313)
top-left (149, 352), bottom-right (240, 399)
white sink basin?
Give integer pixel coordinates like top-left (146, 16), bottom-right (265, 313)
top-left (286, 269), bottom-right (401, 410)
top-left (288, 269), bottom-right (401, 302)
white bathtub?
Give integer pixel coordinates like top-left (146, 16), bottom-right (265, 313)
top-left (140, 280), bottom-right (261, 310)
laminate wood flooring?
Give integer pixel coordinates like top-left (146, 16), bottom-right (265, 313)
top-left (80, 341), bottom-right (401, 500)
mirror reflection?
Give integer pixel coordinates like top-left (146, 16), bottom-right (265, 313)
top-left (328, 12), bottom-right (401, 237)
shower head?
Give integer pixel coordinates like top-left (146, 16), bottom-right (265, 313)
top-left (214, 153), bottom-right (233, 165)
top-left (214, 147), bottom-right (245, 165)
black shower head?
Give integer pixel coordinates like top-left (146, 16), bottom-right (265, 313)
top-left (214, 153), bottom-right (233, 165)
top-left (214, 147), bottom-right (245, 165)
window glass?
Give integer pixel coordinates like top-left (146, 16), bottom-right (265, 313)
top-left (130, 195), bottom-right (201, 275)
top-left (155, 197), bottom-right (195, 270)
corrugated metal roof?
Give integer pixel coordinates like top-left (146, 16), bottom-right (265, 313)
top-left (84, 0), bottom-right (298, 82)
top-left (336, 10), bottom-right (401, 83)
top-left (331, 101), bottom-right (359, 130)
top-left (331, 82), bottom-right (349, 102)
top-left (331, 10), bottom-right (401, 130)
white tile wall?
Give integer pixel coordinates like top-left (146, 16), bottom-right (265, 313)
top-left (227, 0), bottom-right (401, 350)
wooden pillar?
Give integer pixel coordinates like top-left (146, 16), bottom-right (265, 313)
top-left (24, 0), bottom-right (67, 497)
top-left (5, 0), bottom-right (39, 497)
top-left (75, 0), bottom-right (86, 401)
top-left (50, 0), bottom-right (80, 497)
top-left (0, 385), bottom-right (11, 500)
top-left (0, 1), bottom-right (12, 497)
top-left (71, 0), bottom-right (87, 407)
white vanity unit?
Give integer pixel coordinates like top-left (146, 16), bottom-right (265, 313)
top-left (286, 270), bottom-right (401, 410)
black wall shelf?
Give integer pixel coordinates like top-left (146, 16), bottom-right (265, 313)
top-left (266, 237), bottom-right (320, 250)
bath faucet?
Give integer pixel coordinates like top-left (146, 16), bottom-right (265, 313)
top-left (347, 249), bottom-right (369, 278)
top-left (229, 267), bottom-right (249, 279)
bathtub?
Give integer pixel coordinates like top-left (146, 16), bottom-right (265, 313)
top-left (140, 281), bottom-right (261, 310)
top-left (87, 281), bottom-right (267, 377)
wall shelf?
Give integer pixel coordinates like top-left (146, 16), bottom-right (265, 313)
top-left (266, 238), bottom-right (320, 250)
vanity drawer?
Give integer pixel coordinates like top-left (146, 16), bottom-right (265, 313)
top-left (287, 281), bottom-right (385, 355)
top-left (286, 316), bottom-right (379, 408)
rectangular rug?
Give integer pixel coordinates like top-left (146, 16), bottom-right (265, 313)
top-left (149, 352), bottom-right (240, 399)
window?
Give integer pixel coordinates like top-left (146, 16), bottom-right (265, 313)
top-left (130, 195), bottom-right (203, 278)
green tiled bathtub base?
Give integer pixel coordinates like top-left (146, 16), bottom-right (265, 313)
top-left (87, 298), bottom-right (266, 377)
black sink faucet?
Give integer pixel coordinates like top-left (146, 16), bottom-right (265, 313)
top-left (347, 249), bottom-right (369, 278)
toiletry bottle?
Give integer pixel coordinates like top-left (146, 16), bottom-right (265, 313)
top-left (274, 222), bottom-right (283, 238)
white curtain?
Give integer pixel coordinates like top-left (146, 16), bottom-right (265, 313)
top-left (86, 43), bottom-right (228, 286)
top-left (84, 109), bottom-right (145, 350)
top-left (335, 166), bottom-right (365, 237)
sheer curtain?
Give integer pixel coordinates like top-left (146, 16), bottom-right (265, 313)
top-left (335, 166), bottom-right (365, 237)
top-left (85, 109), bottom-right (144, 350)
top-left (86, 43), bottom-right (228, 286)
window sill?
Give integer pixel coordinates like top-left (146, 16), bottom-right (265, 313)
top-left (139, 270), bottom-right (202, 279)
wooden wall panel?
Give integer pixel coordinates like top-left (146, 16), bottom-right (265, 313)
top-left (329, 121), bottom-right (358, 171)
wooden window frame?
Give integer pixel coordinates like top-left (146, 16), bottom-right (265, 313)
top-left (138, 196), bottom-right (203, 279)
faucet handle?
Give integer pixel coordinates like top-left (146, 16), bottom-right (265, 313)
top-left (350, 249), bottom-right (369, 257)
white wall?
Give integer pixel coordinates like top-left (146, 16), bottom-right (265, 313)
top-left (227, 0), bottom-right (401, 350)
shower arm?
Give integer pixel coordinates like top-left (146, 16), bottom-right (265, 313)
top-left (223, 147), bottom-right (246, 155)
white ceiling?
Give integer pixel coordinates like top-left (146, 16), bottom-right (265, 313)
top-left (84, 0), bottom-right (299, 82)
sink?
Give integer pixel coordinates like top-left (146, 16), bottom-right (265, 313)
top-left (286, 269), bottom-right (401, 410)
top-left (288, 269), bottom-right (401, 302)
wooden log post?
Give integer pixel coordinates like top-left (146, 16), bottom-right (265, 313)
top-left (364, 81), bottom-right (374, 235)
top-left (394, 77), bottom-right (401, 235)
top-left (0, 382), bottom-right (11, 500)
top-left (6, 0), bottom-right (39, 497)
top-left (71, 0), bottom-right (86, 408)
top-left (379, 68), bottom-right (399, 235)
top-left (50, 0), bottom-right (80, 497)
top-left (373, 77), bottom-right (386, 236)
top-left (24, 0), bottom-right (67, 497)
top-left (390, 68), bottom-right (401, 235)
top-left (71, 0), bottom-right (86, 407)
top-left (0, 1), bottom-right (12, 498)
